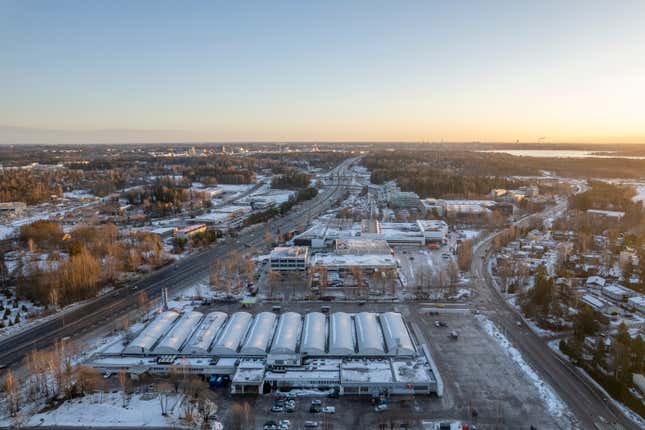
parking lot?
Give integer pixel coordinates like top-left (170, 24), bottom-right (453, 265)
top-left (192, 300), bottom-right (568, 429)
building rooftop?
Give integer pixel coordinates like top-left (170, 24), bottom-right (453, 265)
top-left (270, 246), bottom-right (309, 258)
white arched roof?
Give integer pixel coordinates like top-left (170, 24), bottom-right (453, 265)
top-left (355, 312), bottom-right (385, 355)
top-left (380, 312), bottom-right (415, 355)
top-left (124, 310), bottom-right (179, 354)
top-left (211, 312), bottom-right (252, 355)
top-left (183, 311), bottom-right (227, 354)
top-left (270, 312), bottom-right (302, 354)
top-left (301, 312), bottom-right (327, 355)
top-left (155, 311), bottom-right (204, 354)
top-left (241, 312), bottom-right (277, 355)
top-left (329, 312), bottom-right (355, 355)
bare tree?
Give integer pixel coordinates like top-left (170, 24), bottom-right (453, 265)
top-left (457, 240), bottom-right (473, 271)
top-left (263, 231), bottom-right (274, 249)
top-left (157, 382), bottom-right (173, 416)
top-left (267, 269), bottom-right (280, 298)
top-left (2, 369), bottom-right (20, 416)
top-left (117, 369), bottom-right (129, 407)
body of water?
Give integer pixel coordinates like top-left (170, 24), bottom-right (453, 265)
top-left (478, 149), bottom-right (645, 159)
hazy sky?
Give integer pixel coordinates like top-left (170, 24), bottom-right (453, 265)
top-left (1, 1), bottom-right (644, 144)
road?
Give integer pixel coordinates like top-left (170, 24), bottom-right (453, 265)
top-left (0, 157), bottom-right (358, 369)
top-left (471, 200), bottom-right (638, 429)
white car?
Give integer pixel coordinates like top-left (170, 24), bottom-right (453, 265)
top-left (322, 406), bottom-right (335, 414)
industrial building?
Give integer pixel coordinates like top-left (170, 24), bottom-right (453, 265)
top-left (89, 310), bottom-right (442, 397)
top-left (293, 218), bottom-right (448, 248)
top-left (269, 246), bottom-right (309, 271)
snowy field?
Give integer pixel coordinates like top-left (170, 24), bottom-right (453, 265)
top-left (27, 392), bottom-right (216, 428)
top-left (476, 315), bottom-right (567, 420)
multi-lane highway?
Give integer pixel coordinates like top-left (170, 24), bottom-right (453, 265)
top-left (471, 202), bottom-right (637, 430)
top-left (0, 157), bottom-right (358, 369)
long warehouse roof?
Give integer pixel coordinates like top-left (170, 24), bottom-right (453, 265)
top-left (270, 312), bottom-right (302, 355)
top-left (380, 312), bottom-right (415, 355)
top-left (183, 311), bottom-right (228, 355)
top-left (155, 311), bottom-right (204, 354)
top-left (212, 312), bottom-right (252, 355)
top-left (120, 311), bottom-right (418, 358)
top-left (124, 311), bottom-right (180, 354)
top-left (355, 312), bottom-right (385, 355)
top-left (329, 312), bottom-right (355, 355)
top-left (301, 312), bottom-right (327, 355)
top-left (241, 312), bottom-right (277, 355)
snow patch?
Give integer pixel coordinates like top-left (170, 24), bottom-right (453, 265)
top-left (477, 316), bottom-right (567, 419)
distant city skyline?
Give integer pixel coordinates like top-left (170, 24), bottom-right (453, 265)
top-left (1, 1), bottom-right (644, 144)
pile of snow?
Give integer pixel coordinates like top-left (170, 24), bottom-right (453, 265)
top-left (477, 316), bottom-right (567, 419)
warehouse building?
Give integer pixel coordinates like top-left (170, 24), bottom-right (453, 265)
top-left (293, 218), bottom-right (448, 248)
top-left (269, 246), bottom-right (309, 271)
top-left (89, 310), bottom-right (442, 397)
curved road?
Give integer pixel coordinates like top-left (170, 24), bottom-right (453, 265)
top-left (471, 202), bottom-right (637, 429)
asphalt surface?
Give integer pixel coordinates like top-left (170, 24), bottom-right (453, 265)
top-left (0, 157), bottom-right (357, 369)
top-left (471, 201), bottom-right (638, 430)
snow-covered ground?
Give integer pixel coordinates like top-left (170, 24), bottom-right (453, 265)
top-left (27, 392), bottom-right (216, 428)
top-left (476, 315), bottom-right (568, 420)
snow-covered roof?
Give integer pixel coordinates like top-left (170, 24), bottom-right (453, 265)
top-left (124, 311), bottom-right (180, 354)
top-left (154, 311), bottom-right (204, 354)
top-left (270, 312), bottom-right (302, 355)
top-left (241, 312), bottom-right (277, 355)
top-left (380, 312), bottom-right (415, 355)
top-left (329, 312), bottom-right (355, 355)
top-left (301, 312), bottom-right (327, 355)
top-left (212, 312), bottom-right (252, 355)
top-left (183, 311), bottom-right (228, 354)
top-left (355, 312), bottom-right (385, 355)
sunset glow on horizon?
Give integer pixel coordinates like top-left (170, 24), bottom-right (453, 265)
top-left (1, 1), bottom-right (644, 144)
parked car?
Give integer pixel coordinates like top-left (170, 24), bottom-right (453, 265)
top-left (322, 406), bottom-right (336, 414)
top-left (374, 404), bottom-right (389, 412)
top-left (263, 420), bottom-right (279, 430)
top-left (304, 422), bottom-right (319, 428)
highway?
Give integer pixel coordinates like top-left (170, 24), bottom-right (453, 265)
top-left (0, 157), bottom-right (358, 369)
top-left (471, 201), bottom-right (637, 429)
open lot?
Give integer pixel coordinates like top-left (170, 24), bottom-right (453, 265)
top-left (185, 302), bottom-right (570, 429)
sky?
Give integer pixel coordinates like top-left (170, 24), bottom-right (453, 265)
top-left (1, 0), bottom-right (644, 144)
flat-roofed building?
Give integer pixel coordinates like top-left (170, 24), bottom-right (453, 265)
top-left (175, 223), bottom-right (207, 239)
top-left (269, 246), bottom-right (309, 271)
top-left (335, 238), bottom-right (392, 255)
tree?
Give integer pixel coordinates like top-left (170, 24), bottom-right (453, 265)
top-left (137, 291), bottom-right (150, 315)
top-left (263, 231), bottom-right (274, 249)
top-left (457, 240), bottom-right (473, 271)
top-left (573, 306), bottom-right (601, 341)
top-left (2, 369), bottom-right (20, 416)
top-left (117, 369), bottom-right (129, 407)
top-left (267, 269), bottom-right (280, 298)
